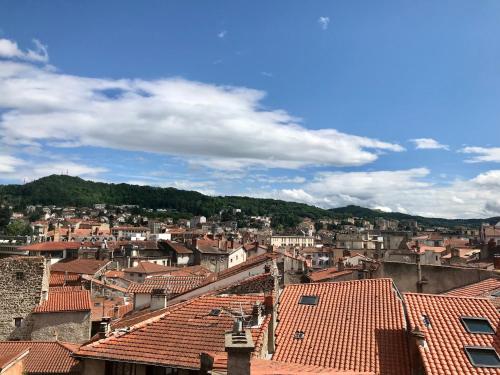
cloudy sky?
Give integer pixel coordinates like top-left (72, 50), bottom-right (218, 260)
top-left (1, 1), bottom-right (500, 218)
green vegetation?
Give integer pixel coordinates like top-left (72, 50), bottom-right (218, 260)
top-left (0, 175), bottom-right (496, 229)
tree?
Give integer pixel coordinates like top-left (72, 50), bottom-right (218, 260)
top-left (0, 206), bottom-right (11, 230)
top-left (5, 220), bottom-right (32, 236)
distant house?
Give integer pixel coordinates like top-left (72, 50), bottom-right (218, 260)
top-left (17, 242), bottom-right (81, 265)
top-left (160, 240), bottom-right (193, 266)
top-left (50, 259), bottom-right (110, 279)
top-left (111, 226), bottom-right (150, 240)
top-left (269, 235), bottom-right (315, 248)
top-left (123, 261), bottom-right (176, 283)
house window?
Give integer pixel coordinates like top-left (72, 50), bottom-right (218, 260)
top-left (14, 317), bottom-right (23, 327)
top-left (461, 317), bottom-right (495, 334)
top-left (15, 272), bottom-right (24, 280)
top-left (464, 347), bottom-right (500, 368)
top-left (299, 295), bottom-right (319, 305)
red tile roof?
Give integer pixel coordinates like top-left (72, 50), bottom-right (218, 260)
top-left (307, 267), bottom-right (355, 282)
top-left (18, 241), bottom-right (81, 252)
top-left (75, 295), bottom-right (269, 369)
top-left (251, 358), bottom-right (374, 375)
top-left (168, 265), bottom-right (213, 278)
top-left (0, 341), bottom-right (80, 374)
top-left (49, 272), bottom-right (81, 287)
top-left (0, 347), bottom-right (29, 372)
top-left (33, 290), bottom-right (91, 313)
top-left (50, 259), bottom-right (109, 275)
top-left (123, 261), bottom-right (177, 274)
top-left (216, 252), bottom-right (277, 281)
top-left (444, 278), bottom-right (500, 298)
top-left (273, 279), bottom-right (411, 375)
top-left (404, 293), bottom-right (500, 375)
top-left (164, 240), bottom-right (193, 254)
top-left (127, 275), bottom-right (207, 294)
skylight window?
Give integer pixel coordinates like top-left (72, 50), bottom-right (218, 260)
top-left (209, 308), bottom-right (221, 316)
top-left (299, 295), bottom-right (319, 305)
top-left (460, 317), bottom-right (495, 334)
top-left (464, 347), bottom-right (500, 368)
top-left (421, 314), bottom-right (432, 328)
top-left (293, 331), bottom-right (305, 339)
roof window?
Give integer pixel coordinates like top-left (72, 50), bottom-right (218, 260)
top-left (209, 308), bottom-right (221, 316)
top-left (464, 347), bottom-right (500, 368)
top-left (461, 317), bottom-right (495, 334)
top-left (299, 295), bottom-right (319, 305)
top-left (293, 331), bottom-right (305, 340)
top-left (421, 314), bottom-right (432, 328)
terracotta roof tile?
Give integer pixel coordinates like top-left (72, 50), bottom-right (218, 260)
top-left (444, 278), bottom-right (500, 298)
top-left (308, 267), bottom-right (355, 282)
top-left (127, 275), bottom-right (207, 294)
top-left (404, 293), bottom-right (500, 375)
top-left (273, 279), bottom-right (411, 375)
top-left (50, 259), bottom-right (109, 275)
top-left (49, 272), bottom-right (81, 286)
top-left (33, 290), bottom-right (91, 313)
top-left (18, 241), bottom-right (81, 252)
top-left (123, 261), bottom-right (177, 274)
top-left (164, 240), bottom-right (193, 254)
top-left (0, 341), bottom-right (80, 374)
top-left (75, 295), bottom-right (269, 369)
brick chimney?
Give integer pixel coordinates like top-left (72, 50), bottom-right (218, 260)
top-left (225, 320), bottom-right (254, 375)
top-left (337, 257), bottom-right (345, 271)
top-left (150, 288), bottom-right (168, 311)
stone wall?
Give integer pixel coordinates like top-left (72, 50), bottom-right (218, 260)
top-left (0, 256), bottom-right (49, 340)
top-left (375, 261), bottom-right (498, 294)
top-left (31, 311), bottom-right (91, 343)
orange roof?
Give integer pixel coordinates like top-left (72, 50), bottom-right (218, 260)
top-left (18, 241), bottom-right (81, 252)
top-left (91, 297), bottom-right (132, 321)
top-left (105, 270), bottom-right (125, 278)
top-left (164, 240), bottom-right (193, 254)
top-left (168, 265), bottom-right (213, 278)
top-left (273, 279), bottom-right (411, 374)
top-left (444, 278), bottom-right (500, 297)
top-left (123, 261), bottom-right (177, 274)
top-left (404, 293), bottom-right (500, 375)
top-left (127, 275), bottom-right (206, 294)
top-left (33, 290), bottom-right (91, 313)
top-left (308, 267), bottom-right (355, 282)
top-left (50, 259), bottom-right (109, 275)
top-left (0, 341), bottom-right (80, 374)
top-left (216, 252), bottom-right (278, 281)
top-left (75, 295), bottom-right (269, 369)
top-left (252, 358), bottom-right (373, 374)
top-left (0, 347), bottom-right (29, 372)
top-left (49, 272), bottom-right (81, 287)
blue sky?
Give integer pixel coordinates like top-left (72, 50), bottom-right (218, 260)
top-left (1, 1), bottom-right (500, 218)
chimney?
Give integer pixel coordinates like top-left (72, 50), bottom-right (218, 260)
top-left (225, 320), bottom-right (254, 375)
top-left (337, 257), bottom-right (345, 271)
top-left (264, 294), bottom-right (277, 354)
top-left (494, 254), bottom-right (500, 270)
top-left (150, 288), bottom-right (168, 311)
top-left (98, 317), bottom-right (111, 338)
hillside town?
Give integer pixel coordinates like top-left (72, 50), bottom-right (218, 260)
top-left (0, 202), bottom-right (498, 374)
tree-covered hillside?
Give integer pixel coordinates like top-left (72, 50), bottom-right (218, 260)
top-left (0, 175), bottom-right (496, 228)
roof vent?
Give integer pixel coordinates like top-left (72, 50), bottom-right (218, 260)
top-left (294, 330), bottom-right (305, 340)
top-left (299, 295), bottom-right (319, 305)
top-left (421, 314), bottom-right (432, 328)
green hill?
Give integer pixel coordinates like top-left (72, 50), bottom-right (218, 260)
top-left (0, 175), bottom-right (496, 228)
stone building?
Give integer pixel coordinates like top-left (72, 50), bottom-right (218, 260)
top-left (0, 257), bottom-right (49, 340)
top-left (31, 290), bottom-right (92, 344)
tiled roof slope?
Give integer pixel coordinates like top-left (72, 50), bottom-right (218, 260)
top-left (127, 275), bottom-right (206, 294)
top-left (274, 279), bottom-right (411, 375)
top-left (405, 293), bottom-right (500, 375)
top-left (251, 358), bottom-right (375, 375)
top-left (76, 295), bottom-right (269, 369)
top-left (123, 261), bottom-right (177, 274)
top-left (444, 278), bottom-right (500, 298)
top-left (49, 272), bottom-right (81, 286)
top-left (18, 241), bottom-right (81, 252)
top-left (0, 341), bottom-right (80, 374)
top-left (50, 259), bottom-right (109, 275)
top-left (33, 290), bottom-right (91, 313)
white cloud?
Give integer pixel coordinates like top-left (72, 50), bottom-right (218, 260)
top-left (260, 71), bottom-right (273, 77)
top-left (252, 168), bottom-right (500, 218)
top-left (461, 146), bottom-right (500, 163)
top-left (318, 16), bottom-right (330, 30)
top-left (0, 44), bottom-right (404, 171)
top-left (0, 154), bottom-right (107, 183)
top-left (217, 30), bottom-right (227, 38)
top-left (411, 138), bottom-right (449, 150)
top-left (0, 38), bottom-right (48, 63)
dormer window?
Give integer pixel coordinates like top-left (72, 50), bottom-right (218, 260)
top-left (209, 308), bottom-right (221, 316)
top-left (465, 347), bottom-right (500, 368)
top-left (460, 317), bottom-right (495, 335)
top-left (299, 295), bottom-right (319, 305)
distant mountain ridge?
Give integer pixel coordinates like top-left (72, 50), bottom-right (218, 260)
top-left (0, 175), bottom-right (497, 228)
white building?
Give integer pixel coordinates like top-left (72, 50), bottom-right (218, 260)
top-left (270, 235), bottom-right (315, 248)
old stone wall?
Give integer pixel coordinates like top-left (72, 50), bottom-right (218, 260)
top-left (31, 311), bottom-right (91, 343)
top-left (0, 256), bottom-right (49, 340)
top-left (375, 261), bottom-right (498, 294)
